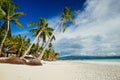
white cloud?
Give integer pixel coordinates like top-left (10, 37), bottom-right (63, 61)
top-left (50, 0), bottom-right (120, 57)
top-left (47, 16), bottom-right (60, 28)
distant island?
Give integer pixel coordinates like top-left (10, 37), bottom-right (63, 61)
top-left (57, 55), bottom-right (120, 60)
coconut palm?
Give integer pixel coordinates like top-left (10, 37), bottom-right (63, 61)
top-left (37, 7), bottom-right (75, 61)
top-left (46, 43), bottom-right (58, 61)
top-left (42, 43), bottom-right (59, 61)
top-left (29, 22), bottom-right (55, 47)
top-left (40, 30), bottom-right (55, 48)
top-left (4, 35), bottom-right (30, 57)
top-left (16, 35), bottom-right (30, 57)
top-left (0, 0), bottom-right (24, 56)
top-left (29, 43), bottom-right (39, 57)
top-left (21, 18), bottom-right (54, 59)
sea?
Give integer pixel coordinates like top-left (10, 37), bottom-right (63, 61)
top-left (57, 56), bottom-right (120, 62)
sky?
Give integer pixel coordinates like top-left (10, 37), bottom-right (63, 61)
top-left (11, 0), bottom-right (120, 57)
top-left (12, 0), bottom-right (85, 38)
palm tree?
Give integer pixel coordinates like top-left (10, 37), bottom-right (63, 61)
top-left (42, 43), bottom-right (59, 61)
top-left (39, 29), bottom-right (55, 48)
top-left (0, 0), bottom-right (24, 56)
top-left (47, 43), bottom-right (57, 61)
top-left (16, 35), bottom-right (30, 57)
top-left (21, 18), bottom-right (54, 59)
top-left (4, 35), bottom-right (30, 57)
top-left (37, 7), bottom-right (75, 61)
top-left (29, 43), bottom-right (39, 57)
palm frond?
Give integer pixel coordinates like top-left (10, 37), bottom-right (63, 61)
top-left (0, 7), bottom-right (6, 19)
top-left (27, 22), bottom-right (39, 27)
top-left (42, 33), bottom-right (46, 42)
top-left (45, 23), bottom-right (48, 27)
top-left (32, 32), bottom-right (38, 37)
top-left (62, 7), bottom-right (75, 24)
top-left (12, 12), bottom-right (24, 18)
top-left (39, 18), bottom-right (47, 27)
top-left (44, 30), bottom-right (50, 37)
top-left (47, 27), bottom-right (54, 31)
top-left (28, 28), bottom-right (38, 32)
top-left (48, 32), bottom-right (55, 41)
top-left (51, 35), bottom-right (56, 41)
top-left (11, 19), bottom-right (23, 28)
top-left (63, 21), bottom-right (66, 32)
top-left (67, 16), bottom-right (75, 24)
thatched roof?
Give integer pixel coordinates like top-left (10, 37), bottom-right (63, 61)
top-left (7, 49), bottom-right (16, 53)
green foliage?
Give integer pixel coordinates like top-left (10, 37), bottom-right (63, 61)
top-left (62, 7), bottom-right (75, 23)
top-left (28, 18), bottom-right (55, 45)
top-left (1, 0), bottom-right (19, 17)
top-left (42, 43), bottom-right (59, 61)
top-left (0, 0), bottom-right (75, 60)
top-left (4, 34), bottom-right (30, 57)
top-left (0, 0), bottom-right (24, 55)
top-left (0, 7), bottom-right (6, 19)
top-left (12, 12), bottom-right (24, 19)
top-left (29, 43), bottom-right (39, 56)
top-left (0, 28), bottom-right (5, 44)
top-left (0, 0), bottom-right (24, 26)
top-left (42, 50), bottom-right (59, 61)
top-left (11, 19), bottom-right (23, 28)
top-left (60, 7), bottom-right (75, 32)
top-left (63, 21), bottom-right (67, 32)
top-left (0, 21), bottom-right (12, 38)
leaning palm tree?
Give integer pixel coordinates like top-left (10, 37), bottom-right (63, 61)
top-left (37, 7), bottom-right (75, 61)
top-left (29, 22), bottom-right (55, 47)
top-left (39, 29), bottom-right (55, 48)
top-left (21, 18), bottom-right (54, 59)
top-left (0, 0), bottom-right (24, 56)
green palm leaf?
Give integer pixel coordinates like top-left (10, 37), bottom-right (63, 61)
top-left (52, 35), bottom-right (56, 41)
top-left (12, 12), bottom-right (24, 19)
top-left (42, 33), bottom-right (46, 42)
top-left (11, 19), bottom-right (23, 28)
top-left (63, 7), bottom-right (75, 24)
top-left (0, 7), bottom-right (6, 19)
top-left (63, 21), bottom-right (67, 32)
top-left (28, 28), bottom-right (38, 32)
top-left (27, 22), bottom-right (39, 27)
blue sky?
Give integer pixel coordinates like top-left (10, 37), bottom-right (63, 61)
top-left (11, 0), bottom-right (120, 57)
top-left (11, 0), bottom-right (85, 35)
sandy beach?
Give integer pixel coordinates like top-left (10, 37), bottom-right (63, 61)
top-left (0, 60), bottom-right (120, 80)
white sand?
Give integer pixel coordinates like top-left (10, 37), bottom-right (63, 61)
top-left (0, 60), bottom-right (120, 80)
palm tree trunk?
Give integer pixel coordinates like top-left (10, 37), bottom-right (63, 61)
top-left (37, 21), bottom-right (62, 60)
top-left (21, 30), bottom-right (42, 59)
top-left (0, 20), bottom-right (9, 56)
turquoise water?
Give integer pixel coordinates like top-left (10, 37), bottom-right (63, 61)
top-left (61, 59), bottom-right (120, 63)
top-left (86, 59), bottom-right (120, 62)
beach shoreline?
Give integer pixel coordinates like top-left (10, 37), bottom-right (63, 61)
top-left (0, 60), bottom-right (120, 80)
